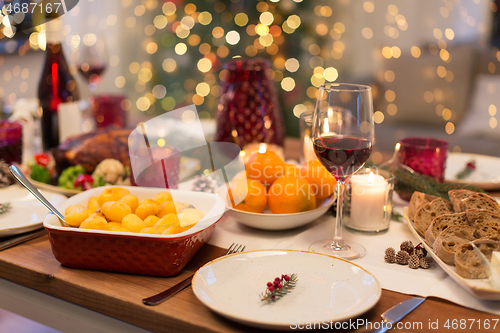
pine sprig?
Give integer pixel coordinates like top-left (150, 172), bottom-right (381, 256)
top-left (260, 273), bottom-right (298, 302)
top-left (0, 202), bottom-right (11, 215)
top-left (385, 167), bottom-right (484, 201)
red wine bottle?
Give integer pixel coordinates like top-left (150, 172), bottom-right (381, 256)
top-left (38, 18), bottom-right (79, 151)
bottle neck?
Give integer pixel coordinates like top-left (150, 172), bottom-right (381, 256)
top-left (45, 18), bottom-right (62, 45)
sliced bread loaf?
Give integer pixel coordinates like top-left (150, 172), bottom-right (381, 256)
top-left (408, 192), bottom-right (440, 220)
top-left (448, 190), bottom-right (475, 213)
top-left (424, 212), bottom-right (468, 247)
top-left (459, 193), bottom-right (500, 213)
top-left (432, 225), bottom-right (476, 265)
top-left (455, 238), bottom-right (500, 279)
top-left (413, 198), bottom-right (454, 235)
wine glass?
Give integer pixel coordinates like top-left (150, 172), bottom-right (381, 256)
top-left (75, 33), bottom-right (108, 91)
top-left (309, 83), bottom-right (374, 259)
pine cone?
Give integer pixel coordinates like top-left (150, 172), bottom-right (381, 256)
top-left (419, 257), bottom-right (432, 269)
top-left (400, 240), bottom-right (414, 253)
top-left (414, 247), bottom-right (427, 259)
top-left (408, 254), bottom-right (420, 269)
top-left (384, 253), bottom-right (396, 264)
top-left (385, 247), bottom-right (396, 257)
top-left (396, 250), bottom-right (409, 265)
top-left (191, 175), bottom-right (218, 193)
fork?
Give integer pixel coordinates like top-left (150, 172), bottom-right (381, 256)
top-left (142, 243), bottom-right (246, 306)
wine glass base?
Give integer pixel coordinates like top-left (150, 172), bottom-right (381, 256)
top-left (309, 239), bottom-right (367, 259)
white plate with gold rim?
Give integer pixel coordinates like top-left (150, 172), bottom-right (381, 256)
top-left (192, 250), bottom-right (381, 330)
top-left (445, 153), bottom-right (500, 190)
top-left (0, 186), bottom-right (67, 237)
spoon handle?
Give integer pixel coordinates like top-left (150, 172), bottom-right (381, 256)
top-left (9, 165), bottom-right (67, 224)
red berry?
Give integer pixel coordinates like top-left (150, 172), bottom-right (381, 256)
top-left (277, 283), bottom-right (282, 289)
top-left (268, 286), bottom-right (275, 292)
top-left (275, 277), bottom-right (280, 282)
top-left (267, 282), bottom-right (273, 287)
top-left (284, 276), bottom-right (290, 281)
top-left (274, 281), bottom-right (279, 287)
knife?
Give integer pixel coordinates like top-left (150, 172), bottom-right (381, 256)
top-left (372, 296), bottom-right (425, 333)
top-left (0, 228), bottom-right (47, 251)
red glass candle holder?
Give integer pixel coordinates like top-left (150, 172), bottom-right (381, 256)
top-left (214, 58), bottom-right (285, 149)
top-left (129, 146), bottom-right (181, 189)
top-left (397, 137), bottom-right (448, 182)
top-left (0, 120), bottom-right (22, 164)
top-left (91, 94), bottom-right (127, 128)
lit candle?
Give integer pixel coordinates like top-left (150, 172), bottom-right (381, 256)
top-left (349, 172), bottom-right (389, 230)
top-left (241, 143), bottom-right (284, 163)
top-left (302, 132), bottom-right (317, 163)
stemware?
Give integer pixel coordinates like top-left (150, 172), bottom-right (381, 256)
top-left (74, 33), bottom-right (108, 91)
top-left (309, 83), bottom-right (374, 259)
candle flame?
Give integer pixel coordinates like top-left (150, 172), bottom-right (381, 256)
top-left (395, 142), bottom-right (401, 151)
top-left (368, 171), bottom-right (375, 184)
top-left (323, 118), bottom-right (329, 133)
top-left (258, 143), bottom-right (267, 154)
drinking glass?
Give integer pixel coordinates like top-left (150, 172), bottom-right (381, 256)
top-left (74, 33), bottom-right (108, 91)
top-left (309, 83), bottom-right (374, 259)
top-left (397, 137), bottom-right (448, 182)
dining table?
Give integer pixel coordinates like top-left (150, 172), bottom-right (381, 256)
top-left (0, 137), bottom-right (499, 333)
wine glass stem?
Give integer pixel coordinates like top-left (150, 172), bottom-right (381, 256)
top-left (333, 180), bottom-right (345, 247)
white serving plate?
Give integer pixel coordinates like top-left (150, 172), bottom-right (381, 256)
top-left (0, 185), bottom-right (67, 237)
top-left (226, 196), bottom-right (335, 231)
top-left (192, 249), bottom-right (381, 330)
top-left (403, 207), bottom-right (500, 300)
top-left (43, 186), bottom-right (224, 238)
top-left (445, 152), bottom-right (500, 190)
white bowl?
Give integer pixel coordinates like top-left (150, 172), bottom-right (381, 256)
top-left (226, 196), bottom-right (335, 230)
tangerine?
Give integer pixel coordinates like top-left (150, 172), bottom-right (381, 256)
top-left (300, 160), bottom-right (337, 199)
top-left (245, 151), bottom-right (285, 185)
top-left (268, 177), bottom-right (316, 214)
top-left (228, 179), bottom-right (267, 213)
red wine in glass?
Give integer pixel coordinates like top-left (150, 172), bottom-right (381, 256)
top-left (313, 136), bottom-right (373, 181)
top-left (78, 64), bottom-right (106, 85)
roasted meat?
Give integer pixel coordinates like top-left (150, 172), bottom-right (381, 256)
top-left (53, 128), bottom-right (132, 174)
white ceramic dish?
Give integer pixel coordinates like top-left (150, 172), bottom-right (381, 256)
top-left (0, 185), bottom-right (67, 237)
top-left (192, 249), bottom-right (381, 330)
top-left (226, 196), bottom-right (335, 231)
top-left (403, 207), bottom-right (500, 300)
top-left (445, 152), bottom-right (500, 190)
top-left (43, 186), bottom-right (224, 237)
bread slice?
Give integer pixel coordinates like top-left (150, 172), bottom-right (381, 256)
top-left (433, 225), bottom-right (476, 265)
top-left (459, 193), bottom-right (500, 213)
top-left (455, 238), bottom-right (500, 279)
top-left (466, 208), bottom-right (500, 227)
top-left (424, 212), bottom-right (468, 247)
top-left (413, 198), bottom-right (454, 235)
top-left (466, 209), bottom-right (500, 238)
top-left (408, 192), bottom-right (440, 220)
top-left (448, 190), bottom-right (475, 213)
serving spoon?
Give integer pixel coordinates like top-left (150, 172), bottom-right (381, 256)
top-left (9, 165), bottom-right (69, 227)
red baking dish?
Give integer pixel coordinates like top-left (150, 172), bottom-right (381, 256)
top-left (43, 186), bottom-right (225, 276)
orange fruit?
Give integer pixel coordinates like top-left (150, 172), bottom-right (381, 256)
top-left (245, 151), bottom-right (285, 185)
top-left (300, 160), bottom-right (337, 199)
top-left (284, 164), bottom-right (300, 178)
top-left (228, 179), bottom-right (267, 213)
top-left (268, 177), bottom-right (316, 214)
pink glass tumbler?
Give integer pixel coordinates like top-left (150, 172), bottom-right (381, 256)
top-left (397, 137), bottom-right (448, 182)
top-left (129, 147), bottom-right (181, 189)
top-left (91, 95), bottom-right (127, 128)
top-left (0, 120), bottom-right (22, 164)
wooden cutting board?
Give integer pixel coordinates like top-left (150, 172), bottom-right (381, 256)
top-left (0, 236), bottom-right (496, 333)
